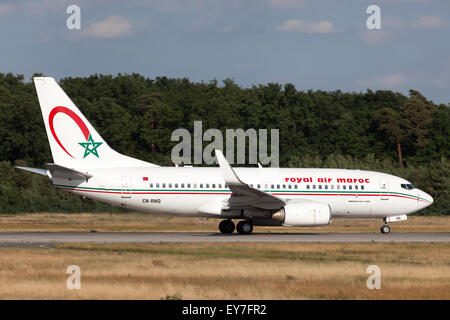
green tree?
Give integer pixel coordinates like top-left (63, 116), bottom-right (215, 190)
top-left (376, 107), bottom-right (407, 168)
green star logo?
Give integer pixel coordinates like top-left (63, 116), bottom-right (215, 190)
top-left (78, 134), bottom-right (103, 159)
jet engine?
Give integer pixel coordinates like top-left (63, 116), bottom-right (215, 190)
top-left (272, 201), bottom-right (332, 226)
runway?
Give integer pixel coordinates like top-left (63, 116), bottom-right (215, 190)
top-left (0, 232), bottom-right (449, 246)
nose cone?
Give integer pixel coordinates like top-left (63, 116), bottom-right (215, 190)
top-left (420, 190), bottom-right (433, 207)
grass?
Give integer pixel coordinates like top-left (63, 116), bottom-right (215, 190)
top-left (0, 213), bottom-right (448, 299)
top-left (0, 212), bottom-right (449, 233)
top-left (0, 242), bottom-right (449, 299)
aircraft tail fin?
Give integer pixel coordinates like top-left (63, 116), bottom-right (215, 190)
top-left (33, 77), bottom-right (158, 169)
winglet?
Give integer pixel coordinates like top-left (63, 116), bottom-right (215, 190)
top-left (215, 149), bottom-right (245, 186)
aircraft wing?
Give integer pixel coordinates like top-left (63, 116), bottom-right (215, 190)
top-left (215, 149), bottom-right (285, 210)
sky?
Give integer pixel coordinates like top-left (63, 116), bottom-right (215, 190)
top-left (0, 0), bottom-right (449, 104)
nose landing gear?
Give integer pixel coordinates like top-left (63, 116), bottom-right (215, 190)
top-left (380, 224), bottom-right (391, 234)
top-left (380, 217), bottom-right (391, 234)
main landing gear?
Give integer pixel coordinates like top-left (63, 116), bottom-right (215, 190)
top-left (218, 219), bottom-right (253, 235)
top-left (236, 220), bottom-right (253, 235)
top-left (218, 219), bottom-right (235, 234)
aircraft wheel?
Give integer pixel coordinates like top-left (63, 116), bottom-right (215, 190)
top-left (380, 224), bottom-right (390, 234)
top-left (236, 220), bottom-right (253, 235)
top-left (219, 220), bottom-right (235, 234)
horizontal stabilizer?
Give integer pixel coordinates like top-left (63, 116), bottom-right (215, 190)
top-left (46, 163), bottom-right (93, 181)
top-left (15, 166), bottom-right (48, 176)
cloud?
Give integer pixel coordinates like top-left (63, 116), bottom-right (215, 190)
top-left (360, 15), bottom-right (446, 46)
top-left (359, 29), bottom-right (393, 45)
top-left (0, 4), bottom-right (14, 15)
top-left (81, 16), bottom-right (132, 39)
top-left (379, 0), bottom-right (438, 3)
top-left (24, 0), bottom-right (70, 16)
top-left (384, 15), bottom-right (447, 29)
top-left (356, 73), bottom-right (407, 88)
top-left (268, 0), bottom-right (306, 8)
top-left (414, 16), bottom-right (447, 29)
top-left (276, 19), bottom-right (334, 34)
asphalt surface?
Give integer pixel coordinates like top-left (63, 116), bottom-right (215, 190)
top-left (0, 232), bottom-right (449, 247)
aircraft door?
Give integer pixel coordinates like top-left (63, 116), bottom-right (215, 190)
top-left (380, 179), bottom-right (389, 200)
top-left (121, 176), bottom-right (132, 198)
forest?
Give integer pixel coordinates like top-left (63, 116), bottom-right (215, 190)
top-left (0, 73), bottom-right (448, 214)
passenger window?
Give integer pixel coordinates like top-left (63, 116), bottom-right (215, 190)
top-left (187, 183), bottom-right (191, 188)
top-left (193, 183), bottom-right (197, 188)
top-left (349, 185), bottom-right (352, 190)
top-left (355, 185), bottom-right (358, 190)
top-left (325, 185), bottom-right (328, 190)
top-left (361, 185), bottom-right (364, 190)
top-left (206, 184), bottom-right (209, 188)
top-left (343, 185), bottom-right (346, 190)
top-left (288, 185), bottom-right (292, 189)
top-left (307, 185), bottom-right (310, 189)
top-left (331, 185), bottom-right (334, 190)
top-left (162, 183), bottom-right (166, 188)
top-left (156, 183), bottom-right (160, 188)
top-left (200, 184), bottom-right (203, 188)
top-left (282, 184), bottom-right (285, 189)
top-left (150, 183), bottom-right (153, 188)
top-left (257, 184), bottom-right (261, 189)
top-left (294, 185), bottom-right (298, 189)
top-left (168, 183), bottom-right (172, 188)
top-left (175, 183), bottom-right (178, 188)
top-left (271, 184), bottom-right (274, 189)
top-left (337, 185), bottom-right (340, 190)
top-left (319, 185), bottom-right (322, 190)
top-left (313, 185), bottom-right (316, 189)
top-left (218, 184), bottom-right (222, 188)
top-left (277, 185), bottom-right (280, 189)
top-left (212, 184), bottom-right (215, 188)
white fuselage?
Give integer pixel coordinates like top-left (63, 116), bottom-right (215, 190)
top-left (53, 167), bottom-right (433, 220)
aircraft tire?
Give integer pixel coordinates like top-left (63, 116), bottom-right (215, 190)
top-left (380, 224), bottom-right (390, 234)
top-left (237, 221), bottom-right (253, 235)
top-left (219, 220), bottom-right (235, 234)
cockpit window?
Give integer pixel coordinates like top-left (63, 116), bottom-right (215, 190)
top-left (401, 183), bottom-right (415, 190)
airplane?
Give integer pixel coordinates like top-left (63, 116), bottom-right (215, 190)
top-left (16, 77), bottom-right (434, 235)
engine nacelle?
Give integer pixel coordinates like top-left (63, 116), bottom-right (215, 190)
top-left (272, 201), bottom-right (332, 227)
